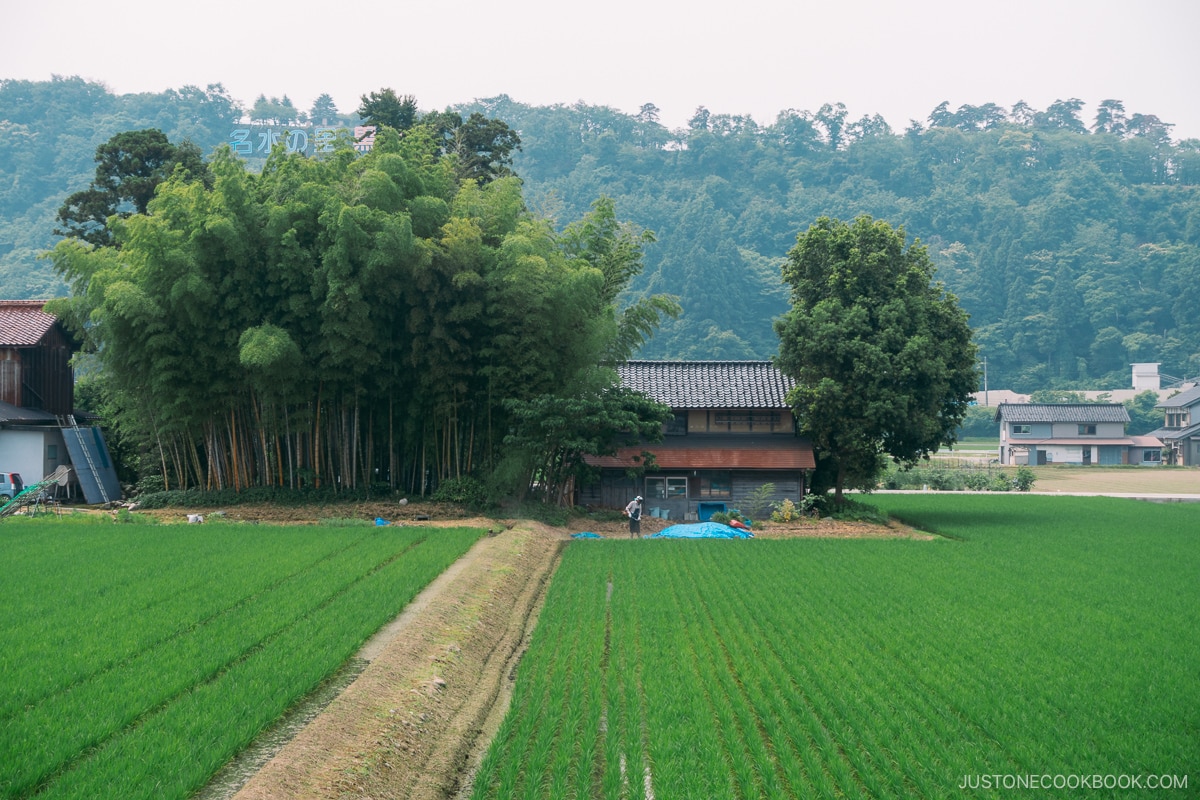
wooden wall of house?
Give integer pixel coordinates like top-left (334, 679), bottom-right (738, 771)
top-left (0, 327), bottom-right (74, 415)
top-left (0, 350), bottom-right (18, 406)
top-left (577, 470), bottom-right (807, 514)
top-left (685, 409), bottom-right (795, 434)
top-left (730, 473), bottom-right (804, 505)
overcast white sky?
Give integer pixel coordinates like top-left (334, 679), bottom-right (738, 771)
top-left (4, 0), bottom-right (1198, 140)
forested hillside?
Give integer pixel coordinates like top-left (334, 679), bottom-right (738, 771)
top-left (4, 79), bottom-right (1200, 391)
top-left (464, 96), bottom-right (1200, 391)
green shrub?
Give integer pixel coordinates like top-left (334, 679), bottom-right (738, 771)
top-left (741, 483), bottom-right (776, 520)
top-left (926, 469), bottom-right (963, 491)
top-left (115, 508), bottom-right (157, 524)
top-left (509, 500), bottom-right (570, 526)
top-left (134, 485), bottom-right (381, 509)
top-left (430, 475), bottom-right (490, 510)
top-left (963, 471), bottom-right (992, 491)
top-left (1012, 467), bottom-right (1037, 492)
top-left (989, 475), bottom-right (1014, 491)
top-left (829, 498), bottom-right (888, 524)
top-left (771, 498), bottom-right (799, 523)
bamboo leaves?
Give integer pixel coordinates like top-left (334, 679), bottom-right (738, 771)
top-left (50, 123), bottom-right (668, 495)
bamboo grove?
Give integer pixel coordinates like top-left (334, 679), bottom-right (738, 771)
top-left (49, 127), bottom-right (678, 497)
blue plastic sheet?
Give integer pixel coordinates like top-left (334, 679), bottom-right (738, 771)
top-left (649, 522), bottom-right (752, 539)
top-left (571, 532), bottom-right (603, 539)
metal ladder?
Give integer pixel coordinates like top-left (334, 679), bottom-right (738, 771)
top-left (64, 414), bottom-right (111, 505)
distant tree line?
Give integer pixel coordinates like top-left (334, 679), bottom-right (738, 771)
top-left (4, 79), bottom-right (1200, 391)
top-left (461, 95), bottom-right (1200, 391)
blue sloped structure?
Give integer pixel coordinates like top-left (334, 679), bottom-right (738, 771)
top-left (649, 522), bottom-right (752, 539)
top-left (61, 423), bottom-right (121, 504)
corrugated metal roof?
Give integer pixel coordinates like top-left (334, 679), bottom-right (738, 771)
top-left (0, 400), bottom-right (58, 424)
top-left (994, 403), bottom-right (1130, 424)
top-left (618, 361), bottom-right (794, 408)
top-left (0, 300), bottom-right (57, 347)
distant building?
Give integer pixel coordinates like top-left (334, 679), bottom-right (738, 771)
top-left (994, 403), bottom-right (1162, 466)
top-left (580, 361), bottom-right (814, 520)
top-left (972, 363), bottom-right (1198, 407)
top-left (1148, 385), bottom-right (1200, 466)
top-left (0, 300), bottom-right (120, 504)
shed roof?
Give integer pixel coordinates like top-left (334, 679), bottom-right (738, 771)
top-left (618, 361), bottom-right (794, 409)
top-left (0, 400), bottom-right (59, 424)
top-left (0, 300), bottom-right (58, 347)
top-left (994, 403), bottom-right (1130, 424)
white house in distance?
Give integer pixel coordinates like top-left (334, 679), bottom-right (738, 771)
top-left (994, 403), bottom-right (1163, 466)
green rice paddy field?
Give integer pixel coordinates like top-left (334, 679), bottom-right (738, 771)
top-left (472, 495), bottom-right (1197, 799)
top-left (0, 519), bottom-right (481, 800)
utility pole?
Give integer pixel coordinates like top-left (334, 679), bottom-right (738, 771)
top-left (983, 356), bottom-right (988, 406)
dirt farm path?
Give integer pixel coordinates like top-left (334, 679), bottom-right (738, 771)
top-left (180, 509), bottom-right (920, 800)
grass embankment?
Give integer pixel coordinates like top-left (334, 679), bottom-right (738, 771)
top-left (470, 495), bottom-right (1197, 798)
top-left (0, 517), bottom-right (482, 800)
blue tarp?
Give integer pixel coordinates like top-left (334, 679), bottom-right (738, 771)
top-left (571, 532), bottom-right (603, 539)
top-left (649, 522), bottom-right (752, 539)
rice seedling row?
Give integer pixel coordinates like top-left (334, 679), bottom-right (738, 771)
top-left (471, 497), bottom-right (1198, 798)
top-left (0, 520), bottom-right (481, 800)
top-left (0, 526), bottom-right (362, 714)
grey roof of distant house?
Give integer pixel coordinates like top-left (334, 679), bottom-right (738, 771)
top-left (1149, 421), bottom-right (1200, 440)
top-left (993, 403), bottom-right (1130, 423)
top-left (617, 361), bottom-right (794, 408)
top-left (1155, 385), bottom-right (1200, 409)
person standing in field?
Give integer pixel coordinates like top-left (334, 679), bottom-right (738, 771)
top-left (625, 495), bottom-right (643, 537)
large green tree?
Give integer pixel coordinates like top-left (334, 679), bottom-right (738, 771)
top-left (54, 129), bottom-right (208, 247)
top-left (774, 215), bottom-right (978, 501)
top-left (356, 88), bottom-right (419, 131)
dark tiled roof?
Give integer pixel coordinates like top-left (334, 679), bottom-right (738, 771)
top-left (994, 403), bottom-right (1130, 424)
top-left (0, 300), bottom-right (57, 347)
top-left (1155, 385), bottom-right (1200, 409)
top-left (618, 361), bottom-right (794, 408)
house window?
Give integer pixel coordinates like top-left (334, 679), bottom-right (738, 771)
top-left (1142, 450), bottom-right (1162, 463)
top-left (713, 410), bottom-right (783, 432)
top-left (665, 412), bottom-right (688, 436)
top-left (1078, 424), bottom-right (1097, 435)
top-left (696, 472), bottom-right (732, 498)
top-left (1165, 410), bottom-right (1188, 429)
top-left (646, 476), bottom-right (687, 500)
top-left (1011, 424), bottom-right (1031, 435)
top-left (46, 444), bottom-right (58, 459)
